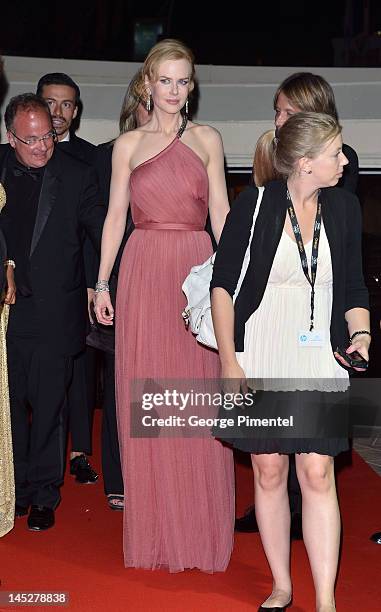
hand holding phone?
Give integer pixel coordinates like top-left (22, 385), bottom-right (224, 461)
top-left (335, 346), bottom-right (368, 370)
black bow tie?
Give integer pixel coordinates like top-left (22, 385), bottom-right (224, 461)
top-left (13, 165), bottom-right (43, 181)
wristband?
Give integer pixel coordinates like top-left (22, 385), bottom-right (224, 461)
top-left (350, 330), bottom-right (371, 344)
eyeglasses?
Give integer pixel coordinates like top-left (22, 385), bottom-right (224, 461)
top-left (10, 130), bottom-right (57, 147)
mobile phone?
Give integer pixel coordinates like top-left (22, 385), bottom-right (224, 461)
top-left (335, 346), bottom-right (368, 370)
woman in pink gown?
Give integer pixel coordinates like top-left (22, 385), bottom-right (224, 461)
top-left (95, 39), bottom-right (234, 572)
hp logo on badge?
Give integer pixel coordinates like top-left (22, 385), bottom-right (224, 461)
top-left (300, 334), bottom-right (307, 343)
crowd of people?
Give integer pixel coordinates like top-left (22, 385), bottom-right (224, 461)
top-left (0, 39), bottom-right (374, 611)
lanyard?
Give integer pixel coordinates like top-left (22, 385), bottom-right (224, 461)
top-left (286, 189), bottom-right (322, 331)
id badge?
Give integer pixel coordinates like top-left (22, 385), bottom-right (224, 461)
top-left (298, 330), bottom-right (325, 347)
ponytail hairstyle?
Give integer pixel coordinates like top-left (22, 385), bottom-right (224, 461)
top-left (273, 112), bottom-right (341, 178)
top-left (253, 130), bottom-right (281, 186)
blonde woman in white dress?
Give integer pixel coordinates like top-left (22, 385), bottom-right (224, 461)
top-left (211, 113), bottom-right (370, 611)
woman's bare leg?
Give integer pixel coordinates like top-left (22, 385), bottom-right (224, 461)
top-left (251, 453), bottom-right (292, 608)
top-left (296, 453), bottom-right (340, 611)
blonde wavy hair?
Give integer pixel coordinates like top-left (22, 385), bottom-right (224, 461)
top-left (134, 38), bottom-right (195, 105)
top-left (119, 69), bottom-right (145, 133)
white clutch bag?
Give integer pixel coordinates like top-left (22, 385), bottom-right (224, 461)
top-left (181, 186), bottom-right (264, 350)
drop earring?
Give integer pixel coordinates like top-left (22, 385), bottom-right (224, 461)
top-left (146, 93), bottom-right (151, 112)
top-left (185, 99), bottom-right (189, 115)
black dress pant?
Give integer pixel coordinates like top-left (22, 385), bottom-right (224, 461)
top-left (67, 346), bottom-right (97, 454)
top-left (7, 335), bottom-right (73, 509)
top-left (102, 351), bottom-right (123, 495)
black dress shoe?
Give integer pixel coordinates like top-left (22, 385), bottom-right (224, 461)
top-left (70, 455), bottom-right (99, 484)
top-left (27, 506), bottom-right (55, 531)
top-left (15, 504), bottom-right (29, 518)
top-left (290, 512), bottom-right (303, 541)
top-left (370, 531), bottom-right (381, 544)
top-left (235, 506), bottom-right (259, 533)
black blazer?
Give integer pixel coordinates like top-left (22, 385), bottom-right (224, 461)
top-left (0, 145), bottom-right (105, 355)
top-left (59, 133), bottom-right (97, 165)
top-left (58, 134), bottom-right (99, 288)
top-left (95, 141), bottom-right (113, 205)
top-left (210, 180), bottom-right (369, 353)
top-left (339, 143), bottom-right (359, 194)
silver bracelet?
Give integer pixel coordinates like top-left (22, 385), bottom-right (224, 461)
top-left (95, 280), bottom-right (110, 293)
top-left (4, 259), bottom-right (15, 269)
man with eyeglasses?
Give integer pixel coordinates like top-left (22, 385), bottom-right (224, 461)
top-left (37, 72), bottom-right (100, 488)
top-left (0, 93), bottom-right (105, 531)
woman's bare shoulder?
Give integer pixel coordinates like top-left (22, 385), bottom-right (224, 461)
top-left (115, 129), bottom-right (144, 147)
top-left (187, 121), bottom-right (223, 147)
top-left (112, 129), bottom-right (145, 163)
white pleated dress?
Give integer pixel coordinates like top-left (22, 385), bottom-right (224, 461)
top-left (233, 223), bottom-right (349, 455)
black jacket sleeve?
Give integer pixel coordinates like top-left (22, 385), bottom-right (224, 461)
top-left (78, 165), bottom-right (106, 255)
top-left (344, 192), bottom-right (369, 312)
top-left (210, 186), bottom-right (258, 297)
top-left (95, 142), bottom-right (113, 207)
top-left (83, 235), bottom-right (98, 288)
top-left (340, 144), bottom-right (359, 195)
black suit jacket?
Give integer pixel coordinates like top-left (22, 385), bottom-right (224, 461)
top-left (60, 133), bottom-right (97, 165)
top-left (95, 141), bottom-right (113, 205)
top-left (339, 143), bottom-right (359, 193)
top-left (0, 145), bottom-right (105, 355)
top-left (211, 180), bottom-right (369, 353)
top-left (58, 134), bottom-right (99, 287)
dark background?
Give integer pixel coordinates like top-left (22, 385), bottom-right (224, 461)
top-left (1, 0), bottom-right (381, 66)
top-left (1, 0), bottom-right (381, 374)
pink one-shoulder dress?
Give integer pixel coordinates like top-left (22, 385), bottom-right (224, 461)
top-left (115, 136), bottom-right (234, 573)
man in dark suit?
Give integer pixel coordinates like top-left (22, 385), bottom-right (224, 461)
top-left (36, 72), bottom-right (96, 163)
top-left (0, 93), bottom-right (105, 530)
top-left (36, 73), bottom-right (99, 485)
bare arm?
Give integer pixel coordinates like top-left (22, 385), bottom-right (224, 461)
top-left (94, 133), bottom-right (134, 324)
top-left (4, 264), bottom-right (16, 305)
top-left (203, 127), bottom-right (230, 244)
top-left (97, 135), bottom-right (132, 282)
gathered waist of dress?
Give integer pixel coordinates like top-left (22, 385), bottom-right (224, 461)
top-left (134, 222), bottom-right (204, 231)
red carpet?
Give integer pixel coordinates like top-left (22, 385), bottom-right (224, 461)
top-left (1, 411), bottom-right (380, 611)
